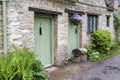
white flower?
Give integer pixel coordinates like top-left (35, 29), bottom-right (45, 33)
top-left (79, 48), bottom-right (88, 54)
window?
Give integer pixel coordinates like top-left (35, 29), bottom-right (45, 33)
top-left (105, 0), bottom-right (114, 8)
top-left (106, 16), bottom-right (110, 27)
top-left (118, 0), bottom-right (120, 7)
top-left (87, 15), bottom-right (98, 34)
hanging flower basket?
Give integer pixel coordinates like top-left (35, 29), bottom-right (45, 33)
top-left (70, 13), bottom-right (82, 26)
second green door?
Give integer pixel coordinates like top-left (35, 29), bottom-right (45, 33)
top-left (68, 20), bottom-right (80, 58)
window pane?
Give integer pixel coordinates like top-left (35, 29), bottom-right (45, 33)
top-left (106, 16), bottom-right (110, 27)
top-left (87, 16), bottom-right (90, 33)
top-left (90, 16), bottom-right (93, 33)
top-left (87, 15), bottom-right (98, 34)
top-left (94, 16), bottom-right (97, 30)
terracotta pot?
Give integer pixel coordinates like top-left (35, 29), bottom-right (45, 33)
top-left (81, 55), bottom-right (87, 62)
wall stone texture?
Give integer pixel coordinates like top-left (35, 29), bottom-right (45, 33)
top-left (7, 0), bottom-right (117, 65)
top-left (0, 2), bottom-right (3, 54)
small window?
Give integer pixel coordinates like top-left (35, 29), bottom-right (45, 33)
top-left (106, 16), bottom-right (110, 27)
top-left (87, 15), bottom-right (98, 34)
top-left (118, 0), bottom-right (120, 7)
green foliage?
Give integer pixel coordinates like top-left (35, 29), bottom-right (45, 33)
top-left (85, 46), bottom-right (101, 61)
top-left (97, 45), bottom-right (120, 62)
top-left (110, 41), bottom-right (119, 50)
top-left (31, 60), bottom-right (48, 80)
top-left (0, 47), bottom-right (48, 80)
top-left (91, 30), bottom-right (113, 54)
top-left (86, 43), bottom-right (120, 62)
top-left (114, 14), bottom-right (120, 32)
top-left (88, 50), bottom-right (101, 61)
top-left (114, 13), bottom-right (120, 43)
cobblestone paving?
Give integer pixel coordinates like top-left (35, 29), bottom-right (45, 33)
top-left (49, 54), bottom-right (120, 80)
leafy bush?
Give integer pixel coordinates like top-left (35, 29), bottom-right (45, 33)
top-left (110, 41), bottom-right (118, 50)
top-left (91, 30), bottom-right (113, 54)
top-left (114, 13), bottom-right (120, 43)
top-left (0, 47), bottom-right (48, 80)
top-left (88, 50), bottom-right (101, 61)
top-left (31, 60), bottom-right (48, 80)
top-left (86, 42), bottom-right (120, 62)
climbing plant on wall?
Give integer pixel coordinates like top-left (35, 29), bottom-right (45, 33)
top-left (114, 12), bottom-right (120, 43)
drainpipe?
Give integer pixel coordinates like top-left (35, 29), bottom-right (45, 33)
top-left (2, 0), bottom-right (7, 55)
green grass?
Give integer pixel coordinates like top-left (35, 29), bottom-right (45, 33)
top-left (97, 45), bottom-right (120, 62)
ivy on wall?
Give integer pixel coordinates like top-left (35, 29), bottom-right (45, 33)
top-left (114, 12), bottom-right (120, 43)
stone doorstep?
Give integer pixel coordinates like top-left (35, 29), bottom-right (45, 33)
top-left (45, 66), bottom-right (59, 73)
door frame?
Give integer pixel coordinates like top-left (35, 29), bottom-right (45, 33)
top-left (34, 13), bottom-right (54, 66)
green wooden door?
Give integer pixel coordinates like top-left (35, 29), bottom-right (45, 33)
top-left (34, 14), bottom-right (54, 67)
top-left (68, 21), bottom-right (80, 58)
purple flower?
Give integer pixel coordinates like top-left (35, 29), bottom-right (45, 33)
top-left (72, 49), bottom-right (80, 53)
top-left (71, 13), bottom-right (83, 20)
top-left (72, 48), bottom-right (81, 57)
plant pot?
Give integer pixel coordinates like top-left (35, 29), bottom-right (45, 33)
top-left (81, 55), bottom-right (87, 62)
top-left (70, 19), bottom-right (80, 26)
top-left (73, 56), bottom-right (81, 63)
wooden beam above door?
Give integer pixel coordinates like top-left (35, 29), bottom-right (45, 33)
top-left (29, 7), bottom-right (62, 15)
top-left (65, 8), bottom-right (85, 15)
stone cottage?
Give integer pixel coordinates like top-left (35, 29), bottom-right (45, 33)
top-left (0, 0), bottom-right (118, 66)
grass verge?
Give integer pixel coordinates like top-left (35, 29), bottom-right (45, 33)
top-left (96, 45), bottom-right (120, 62)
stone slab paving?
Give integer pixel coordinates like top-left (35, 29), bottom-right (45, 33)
top-left (48, 54), bottom-right (120, 80)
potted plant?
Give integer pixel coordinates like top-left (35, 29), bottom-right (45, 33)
top-left (79, 48), bottom-right (88, 61)
top-left (71, 48), bottom-right (82, 62)
top-left (70, 13), bottom-right (82, 25)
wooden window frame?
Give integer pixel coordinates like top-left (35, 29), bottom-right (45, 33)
top-left (87, 14), bottom-right (98, 34)
top-left (106, 15), bottom-right (110, 27)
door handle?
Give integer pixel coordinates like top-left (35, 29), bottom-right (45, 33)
top-left (75, 28), bottom-right (77, 34)
top-left (39, 27), bottom-right (42, 35)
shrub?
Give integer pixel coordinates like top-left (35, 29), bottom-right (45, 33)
top-left (114, 13), bottom-right (120, 43)
top-left (0, 47), bottom-right (48, 80)
top-left (91, 30), bottom-right (113, 54)
top-left (31, 60), bottom-right (48, 80)
top-left (110, 41), bottom-right (118, 50)
top-left (88, 50), bottom-right (101, 61)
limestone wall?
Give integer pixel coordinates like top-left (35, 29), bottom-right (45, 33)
top-left (7, 0), bottom-right (68, 65)
top-left (0, 2), bottom-right (3, 54)
top-left (7, 0), bottom-right (116, 65)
